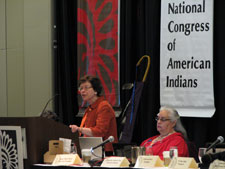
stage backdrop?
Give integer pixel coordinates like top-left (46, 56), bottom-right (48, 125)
top-left (77, 0), bottom-right (120, 107)
top-left (160, 0), bottom-right (215, 117)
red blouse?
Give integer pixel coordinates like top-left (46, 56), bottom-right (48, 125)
top-left (140, 132), bottom-right (189, 160)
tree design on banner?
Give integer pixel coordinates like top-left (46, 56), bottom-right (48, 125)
top-left (77, 0), bottom-right (119, 107)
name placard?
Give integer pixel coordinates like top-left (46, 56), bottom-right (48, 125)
top-left (134, 155), bottom-right (164, 168)
top-left (101, 157), bottom-right (130, 167)
top-left (168, 157), bottom-right (198, 169)
top-left (52, 154), bottom-right (82, 166)
top-left (209, 159), bottom-right (225, 169)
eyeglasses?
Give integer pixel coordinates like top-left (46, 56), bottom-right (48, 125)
top-left (155, 117), bottom-right (171, 122)
top-left (78, 86), bottom-right (92, 91)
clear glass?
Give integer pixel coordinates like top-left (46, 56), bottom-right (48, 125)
top-left (146, 146), bottom-right (153, 155)
top-left (163, 151), bottom-right (171, 166)
top-left (198, 147), bottom-right (207, 163)
top-left (131, 146), bottom-right (146, 164)
top-left (82, 149), bottom-right (92, 163)
top-left (169, 146), bottom-right (178, 159)
top-left (71, 143), bottom-right (77, 154)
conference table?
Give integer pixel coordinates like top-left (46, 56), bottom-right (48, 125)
top-left (32, 164), bottom-right (130, 169)
top-left (31, 163), bottom-right (209, 169)
top-left (31, 152), bottom-right (209, 169)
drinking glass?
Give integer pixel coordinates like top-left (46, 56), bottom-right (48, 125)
top-left (198, 148), bottom-right (206, 163)
top-left (131, 146), bottom-right (146, 164)
top-left (169, 146), bottom-right (178, 159)
top-left (163, 151), bottom-right (171, 166)
top-left (82, 149), bottom-right (91, 163)
top-left (70, 143), bottom-right (77, 154)
top-left (146, 146), bottom-right (153, 155)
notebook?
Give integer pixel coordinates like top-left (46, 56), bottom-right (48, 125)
top-left (79, 137), bottom-right (103, 159)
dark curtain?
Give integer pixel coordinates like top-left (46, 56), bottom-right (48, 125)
top-left (55, 0), bottom-right (225, 150)
top-left (54, 0), bottom-right (78, 125)
top-left (120, 0), bottom-right (161, 144)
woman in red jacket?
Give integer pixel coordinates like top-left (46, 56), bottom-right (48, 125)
top-left (69, 75), bottom-right (118, 155)
top-left (141, 106), bottom-right (189, 160)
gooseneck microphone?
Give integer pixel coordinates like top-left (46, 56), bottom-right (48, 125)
top-left (206, 136), bottom-right (224, 152)
top-left (40, 94), bottom-right (60, 115)
top-left (91, 136), bottom-right (114, 150)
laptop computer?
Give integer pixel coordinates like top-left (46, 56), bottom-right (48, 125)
top-left (79, 137), bottom-right (103, 160)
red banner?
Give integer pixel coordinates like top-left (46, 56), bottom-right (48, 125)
top-left (77, 0), bottom-right (119, 107)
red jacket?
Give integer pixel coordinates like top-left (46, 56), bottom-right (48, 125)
top-left (140, 132), bottom-right (189, 160)
top-left (81, 96), bottom-right (118, 152)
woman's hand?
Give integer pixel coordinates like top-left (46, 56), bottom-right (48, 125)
top-left (69, 125), bottom-right (79, 133)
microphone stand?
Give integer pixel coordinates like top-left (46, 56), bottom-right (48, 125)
top-left (40, 94), bottom-right (59, 115)
top-left (102, 145), bottom-right (105, 161)
top-left (120, 82), bottom-right (133, 119)
top-left (118, 100), bottom-right (130, 139)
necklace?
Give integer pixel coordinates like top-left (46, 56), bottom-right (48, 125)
top-left (150, 131), bottom-right (175, 146)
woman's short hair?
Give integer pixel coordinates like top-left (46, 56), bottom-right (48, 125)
top-left (160, 106), bottom-right (188, 140)
top-left (79, 75), bottom-right (102, 96)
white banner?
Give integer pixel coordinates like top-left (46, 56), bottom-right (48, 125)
top-left (160, 0), bottom-right (215, 117)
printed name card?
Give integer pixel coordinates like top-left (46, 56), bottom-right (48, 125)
top-left (52, 154), bottom-right (82, 166)
top-left (134, 155), bottom-right (164, 168)
top-left (168, 157), bottom-right (198, 169)
top-left (209, 159), bottom-right (225, 169)
top-left (101, 157), bottom-right (130, 167)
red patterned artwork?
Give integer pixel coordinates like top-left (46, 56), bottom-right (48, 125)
top-left (77, 0), bottom-right (119, 107)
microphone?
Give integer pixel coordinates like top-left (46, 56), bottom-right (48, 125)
top-left (91, 136), bottom-right (114, 150)
top-left (40, 94), bottom-right (60, 115)
top-left (206, 136), bottom-right (224, 152)
top-left (202, 151), bottom-right (225, 164)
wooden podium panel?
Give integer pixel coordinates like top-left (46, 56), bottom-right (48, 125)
top-left (0, 117), bottom-right (79, 169)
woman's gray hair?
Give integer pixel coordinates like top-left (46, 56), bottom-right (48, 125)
top-left (160, 106), bottom-right (188, 140)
